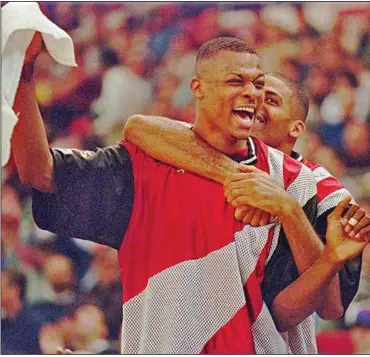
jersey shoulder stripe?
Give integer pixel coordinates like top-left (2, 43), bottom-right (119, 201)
top-left (317, 187), bottom-right (354, 217)
top-left (296, 156), bottom-right (355, 219)
top-left (300, 158), bottom-right (321, 171)
top-left (253, 139), bottom-right (317, 208)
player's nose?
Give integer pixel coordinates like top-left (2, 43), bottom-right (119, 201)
top-left (240, 82), bottom-right (261, 101)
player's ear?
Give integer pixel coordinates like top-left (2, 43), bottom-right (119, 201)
top-left (289, 120), bottom-right (306, 139)
top-left (191, 77), bottom-right (204, 99)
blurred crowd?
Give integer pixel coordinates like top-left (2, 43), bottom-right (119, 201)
top-left (1, 2), bottom-right (370, 354)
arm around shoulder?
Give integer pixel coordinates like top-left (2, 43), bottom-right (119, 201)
top-left (123, 114), bottom-right (238, 184)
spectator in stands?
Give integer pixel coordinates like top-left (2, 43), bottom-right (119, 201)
top-left (39, 303), bottom-right (119, 354)
top-left (1, 270), bottom-right (42, 354)
top-left (39, 315), bottom-right (77, 354)
top-left (43, 254), bottom-right (77, 305)
top-left (72, 304), bottom-right (120, 354)
top-left (343, 121), bottom-right (370, 167)
top-left (1, 184), bottom-right (53, 303)
top-left (29, 254), bottom-right (77, 325)
top-left (91, 44), bottom-right (152, 143)
top-left (81, 246), bottom-right (122, 343)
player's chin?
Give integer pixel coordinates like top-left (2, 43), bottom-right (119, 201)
top-left (229, 126), bottom-right (252, 140)
top-left (229, 117), bottom-right (254, 139)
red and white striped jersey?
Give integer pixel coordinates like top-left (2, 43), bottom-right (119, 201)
top-left (118, 138), bottom-right (318, 354)
top-left (32, 139), bottom-right (361, 354)
top-left (289, 152), bottom-right (361, 315)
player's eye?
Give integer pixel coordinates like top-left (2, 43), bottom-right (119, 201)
top-left (265, 97), bottom-right (277, 105)
top-left (227, 78), bottom-right (243, 84)
top-left (254, 81), bottom-right (265, 90)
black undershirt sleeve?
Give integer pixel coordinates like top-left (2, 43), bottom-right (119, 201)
top-left (32, 143), bottom-right (134, 250)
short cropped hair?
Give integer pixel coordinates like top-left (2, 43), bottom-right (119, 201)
top-left (196, 37), bottom-right (257, 74)
top-left (267, 72), bottom-right (309, 121)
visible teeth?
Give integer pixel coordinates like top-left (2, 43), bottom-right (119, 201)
top-left (233, 107), bottom-right (255, 113)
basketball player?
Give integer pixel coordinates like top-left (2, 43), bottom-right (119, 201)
top-left (11, 34), bottom-right (367, 354)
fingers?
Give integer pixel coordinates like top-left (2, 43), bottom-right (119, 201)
top-left (234, 206), bottom-right (272, 227)
top-left (235, 206), bottom-right (250, 221)
top-left (242, 207), bottom-right (256, 224)
top-left (226, 187), bottom-right (251, 204)
top-left (25, 32), bottom-right (44, 62)
top-left (352, 216), bottom-right (370, 242)
top-left (345, 209), bottom-right (365, 235)
top-left (230, 195), bottom-right (250, 208)
top-left (237, 164), bottom-right (261, 173)
top-left (22, 32), bottom-right (45, 80)
top-left (56, 347), bottom-right (64, 354)
top-left (341, 202), bottom-right (360, 225)
top-left (224, 168), bottom-right (266, 188)
top-left (342, 204), bottom-right (365, 233)
top-left (269, 214), bottom-right (278, 223)
top-left (56, 347), bottom-right (73, 355)
top-left (56, 347), bottom-right (66, 355)
top-left (224, 180), bottom-right (249, 201)
top-left (330, 196), bottom-right (352, 219)
top-left (224, 176), bottom-right (259, 200)
top-left (356, 224), bottom-right (370, 242)
top-left (260, 211), bottom-right (271, 226)
top-left (250, 208), bottom-right (264, 227)
top-left (224, 173), bottom-right (252, 188)
top-left (336, 198), bottom-right (370, 242)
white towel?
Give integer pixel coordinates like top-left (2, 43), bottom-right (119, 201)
top-left (1, 2), bottom-right (77, 167)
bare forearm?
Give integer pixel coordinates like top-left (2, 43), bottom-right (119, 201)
top-left (280, 202), bottom-right (324, 271)
top-left (279, 202), bottom-right (343, 319)
top-left (124, 115), bottom-right (238, 184)
top-left (11, 78), bottom-right (55, 192)
top-left (272, 253), bottom-right (343, 331)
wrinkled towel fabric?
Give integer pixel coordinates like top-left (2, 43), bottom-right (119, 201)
top-left (1, 1), bottom-right (77, 167)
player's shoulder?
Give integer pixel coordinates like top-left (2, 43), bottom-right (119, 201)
top-left (300, 157), bottom-right (344, 189)
top-left (299, 157), bottom-right (322, 171)
top-left (119, 140), bottom-right (144, 157)
top-left (120, 140), bottom-right (171, 170)
top-left (252, 137), bottom-right (314, 189)
top-left (50, 143), bottom-right (130, 169)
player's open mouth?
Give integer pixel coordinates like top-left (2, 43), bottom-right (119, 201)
top-left (232, 106), bottom-right (255, 127)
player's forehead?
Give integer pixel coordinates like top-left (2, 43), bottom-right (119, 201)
top-left (264, 75), bottom-right (292, 103)
top-left (199, 50), bottom-right (263, 79)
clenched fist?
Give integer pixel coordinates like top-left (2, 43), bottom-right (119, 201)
top-left (21, 32), bottom-right (44, 81)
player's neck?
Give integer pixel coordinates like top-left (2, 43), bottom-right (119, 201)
top-left (192, 121), bottom-right (248, 156)
top-left (276, 141), bottom-right (294, 157)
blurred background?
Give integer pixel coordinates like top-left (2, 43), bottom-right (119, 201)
top-left (1, 1), bottom-right (370, 354)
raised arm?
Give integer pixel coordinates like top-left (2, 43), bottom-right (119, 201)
top-left (272, 197), bottom-right (368, 331)
top-left (124, 114), bottom-right (239, 184)
top-left (11, 32), bottom-right (55, 192)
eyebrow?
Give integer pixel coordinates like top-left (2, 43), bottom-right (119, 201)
top-left (228, 72), bottom-right (265, 80)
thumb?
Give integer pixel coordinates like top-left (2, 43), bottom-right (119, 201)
top-left (330, 196), bottom-right (352, 219)
top-left (238, 164), bottom-right (259, 173)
